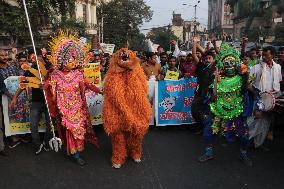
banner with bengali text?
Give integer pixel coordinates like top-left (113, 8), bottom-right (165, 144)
top-left (2, 76), bottom-right (46, 136)
top-left (86, 91), bottom-right (103, 125)
top-left (84, 63), bottom-right (101, 87)
top-left (155, 78), bottom-right (197, 126)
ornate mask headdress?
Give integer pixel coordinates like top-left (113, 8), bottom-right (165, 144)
top-left (216, 42), bottom-right (241, 76)
top-left (48, 31), bottom-right (91, 69)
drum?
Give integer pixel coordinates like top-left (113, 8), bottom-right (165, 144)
top-left (257, 92), bottom-right (275, 111)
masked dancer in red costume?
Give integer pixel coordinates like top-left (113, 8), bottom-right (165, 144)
top-left (46, 32), bottom-right (101, 166)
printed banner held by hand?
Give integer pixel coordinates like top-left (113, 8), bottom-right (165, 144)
top-left (84, 63), bottom-right (101, 87)
top-left (155, 78), bottom-right (197, 126)
top-left (3, 76), bottom-right (46, 136)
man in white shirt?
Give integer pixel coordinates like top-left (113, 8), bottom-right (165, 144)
top-left (250, 58), bottom-right (282, 93)
top-left (249, 46), bottom-right (282, 148)
top-left (145, 32), bottom-right (165, 64)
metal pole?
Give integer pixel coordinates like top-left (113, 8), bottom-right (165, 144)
top-left (22, 0), bottom-right (51, 120)
top-left (101, 8), bottom-right (104, 43)
top-left (23, 0), bottom-right (62, 151)
top-left (193, 1), bottom-right (200, 36)
top-left (194, 5), bottom-right (197, 36)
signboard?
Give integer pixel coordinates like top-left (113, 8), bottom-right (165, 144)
top-left (84, 63), bottom-right (101, 87)
top-left (86, 91), bottom-right (103, 125)
top-left (155, 78), bottom-right (197, 126)
top-left (3, 76), bottom-right (46, 136)
top-left (165, 71), bottom-right (179, 80)
top-left (100, 43), bottom-right (115, 55)
top-left (274, 17), bottom-right (283, 23)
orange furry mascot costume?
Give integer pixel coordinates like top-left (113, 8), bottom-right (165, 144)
top-left (103, 48), bottom-right (152, 169)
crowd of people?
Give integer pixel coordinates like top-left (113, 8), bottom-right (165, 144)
top-left (143, 33), bottom-right (284, 165)
top-left (0, 31), bottom-right (284, 168)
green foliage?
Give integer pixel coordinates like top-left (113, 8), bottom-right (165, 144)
top-left (238, 0), bottom-right (253, 18)
top-left (0, 0), bottom-right (76, 46)
top-left (128, 32), bottom-right (147, 52)
top-left (0, 1), bottom-right (30, 45)
top-left (52, 18), bottom-right (88, 36)
top-left (151, 26), bottom-right (178, 51)
top-left (17, 0), bottom-right (76, 20)
top-left (98, 0), bottom-right (153, 49)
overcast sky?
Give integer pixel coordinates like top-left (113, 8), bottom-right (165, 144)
top-left (141, 0), bottom-right (208, 33)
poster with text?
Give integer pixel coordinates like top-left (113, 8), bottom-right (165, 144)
top-left (84, 63), bottom-right (101, 87)
top-left (86, 91), bottom-right (103, 125)
top-left (3, 76), bottom-right (46, 136)
top-left (155, 78), bottom-right (197, 126)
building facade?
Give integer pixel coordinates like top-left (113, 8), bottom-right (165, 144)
top-left (171, 13), bottom-right (206, 43)
top-left (183, 21), bottom-right (206, 42)
top-left (170, 13), bottom-right (184, 41)
top-left (231, 0), bottom-right (284, 42)
top-left (208, 0), bottom-right (233, 35)
top-left (75, 0), bottom-right (98, 35)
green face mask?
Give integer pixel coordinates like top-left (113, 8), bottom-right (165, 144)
top-left (223, 57), bottom-right (237, 77)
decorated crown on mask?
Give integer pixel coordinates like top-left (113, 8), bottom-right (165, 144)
top-left (48, 31), bottom-right (91, 68)
top-left (215, 42), bottom-right (241, 69)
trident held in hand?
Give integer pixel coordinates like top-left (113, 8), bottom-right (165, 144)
top-left (22, 0), bottom-right (62, 152)
top-left (49, 122), bottom-right (62, 152)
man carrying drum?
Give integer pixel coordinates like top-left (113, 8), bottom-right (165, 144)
top-left (248, 46), bottom-right (282, 149)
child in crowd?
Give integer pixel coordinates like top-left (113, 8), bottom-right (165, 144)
top-left (160, 56), bottom-right (182, 80)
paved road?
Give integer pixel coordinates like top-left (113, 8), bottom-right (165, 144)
top-left (1, 126), bottom-right (284, 189)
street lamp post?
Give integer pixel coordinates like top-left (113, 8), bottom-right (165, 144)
top-left (194, 1), bottom-right (200, 36)
top-left (182, 1), bottom-right (200, 36)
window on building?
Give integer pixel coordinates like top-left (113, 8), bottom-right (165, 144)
top-left (83, 4), bottom-right (87, 23)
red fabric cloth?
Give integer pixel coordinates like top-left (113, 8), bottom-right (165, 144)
top-left (58, 124), bottom-right (84, 155)
top-left (180, 61), bottom-right (197, 77)
top-left (43, 71), bottom-right (58, 117)
top-left (48, 70), bottom-right (99, 155)
top-left (66, 128), bottom-right (84, 155)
